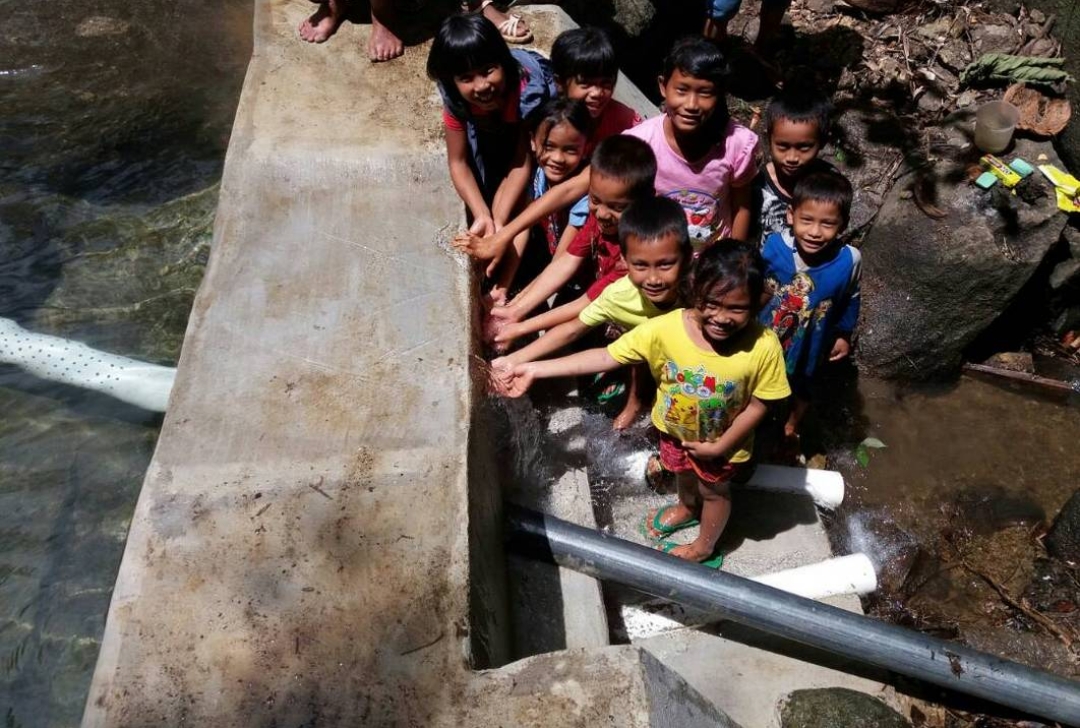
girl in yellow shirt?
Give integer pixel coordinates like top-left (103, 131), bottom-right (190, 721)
top-left (501, 242), bottom-right (790, 566)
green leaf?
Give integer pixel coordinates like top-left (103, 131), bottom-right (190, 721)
top-left (855, 444), bottom-right (870, 467)
top-left (860, 437), bottom-right (887, 449)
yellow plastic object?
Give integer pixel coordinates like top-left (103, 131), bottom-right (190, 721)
top-left (981, 155), bottom-right (1022, 187)
top-left (1038, 164), bottom-right (1080, 212)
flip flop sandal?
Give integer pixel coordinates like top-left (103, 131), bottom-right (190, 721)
top-left (478, 0), bottom-right (533, 44)
top-left (589, 371), bottom-right (625, 404)
top-left (644, 453), bottom-right (674, 494)
top-left (657, 540), bottom-right (724, 569)
top-left (639, 503), bottom-right (699, 541)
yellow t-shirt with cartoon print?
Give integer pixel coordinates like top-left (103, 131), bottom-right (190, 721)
top-left (606, 309), bottom-right (791, 463)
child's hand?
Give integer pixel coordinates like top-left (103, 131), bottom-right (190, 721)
top-left (828, 336), bottom-right (851, 362)
top-left (468, 215), bottom-right (495, 239)
top-left (500, 364), bottom-right (536, 398)
top-left (487, 356), bottom-right (516, 395)
top-left (481, 287), bottom-right (508, 312)
top-left (681, 439), bottom-right (728, 462)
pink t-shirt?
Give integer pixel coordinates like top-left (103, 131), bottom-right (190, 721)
top-left (625, 116), bottom-right (758, 246)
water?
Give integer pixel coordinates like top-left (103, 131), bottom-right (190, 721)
top-left (0, 2), bottom-right (251, 725)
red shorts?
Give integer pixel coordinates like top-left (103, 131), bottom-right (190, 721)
top-left (658, 431), bottom-right (753, 485)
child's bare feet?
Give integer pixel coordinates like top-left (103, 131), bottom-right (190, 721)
top-left (369, 12), bottom-right (404, 62)
top-left (299, 0), bottom-right (346, 43)
top-left (612, 397), bottom-right (643, 431)
top-left (642, 503), bottom-right (697, 540)
top-left (663, 540), bottom-right (718, 563)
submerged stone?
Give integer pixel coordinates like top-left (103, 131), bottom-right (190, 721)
top-left (1046, 489), bottom-right (1080, 565)
top-left (779, 688), bottom-right (912, 728)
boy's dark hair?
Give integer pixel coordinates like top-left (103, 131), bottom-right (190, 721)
top-left (617, 197), bottom-right (692, 260)
top-left (590, 136), bottom-right (657, 199)
top-left (526, 97), bottom-right (591, 139)
top-left (792, 170), bottom-right (853, 225)
top-left (427, 14), bottom-right (518, 121)
top-left (763, 86), bottom-right (833, 141)
top-left (551, 27), bottom-right (618, 83)
top-left (661, 37), bottom-right (731, 132)
top-left (684, 240), bottom-right (766, 311)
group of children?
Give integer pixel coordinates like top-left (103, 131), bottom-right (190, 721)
top-left (428, 14), bottom-right (861, 567)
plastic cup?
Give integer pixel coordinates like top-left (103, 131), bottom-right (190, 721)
top-left (974, 100), bottom-right (1020, 154)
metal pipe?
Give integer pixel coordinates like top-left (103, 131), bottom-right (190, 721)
top-left (506, 505), bottom-right (1080, 726)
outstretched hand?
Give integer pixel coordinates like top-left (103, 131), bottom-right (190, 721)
top-left (451, 230), bottom-right (506, 276)
top-left (489, 362), bottom-right (534, 398)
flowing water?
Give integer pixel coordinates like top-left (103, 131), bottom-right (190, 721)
top-left (0, 2), bottom-right (251, 725)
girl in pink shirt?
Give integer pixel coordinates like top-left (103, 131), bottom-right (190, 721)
top-left (625, 37), bottom-right (758, 249)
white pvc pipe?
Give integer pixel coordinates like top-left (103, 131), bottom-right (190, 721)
top-left (751, 553), bottom-right (877, 599)
top-left (744, 464), bottom-right (845, 510)
top-left (0, 317), bottom-right (176, 412)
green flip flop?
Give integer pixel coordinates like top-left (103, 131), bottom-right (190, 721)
top-left (639, 504), bottom-right (699, 541)
top-left (656, 540), bottom-right (724, 569)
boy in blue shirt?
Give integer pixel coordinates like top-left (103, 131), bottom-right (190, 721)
top-left (760, 170), bottom-right (860, 444)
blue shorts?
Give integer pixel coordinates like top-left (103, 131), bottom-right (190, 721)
top-left (710, 0), bottom-right (790, 22)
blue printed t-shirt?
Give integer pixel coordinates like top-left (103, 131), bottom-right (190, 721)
top-left (759, 231), bottom-right (861, 394)
top-left (531, 166), bottom-right (589, 255)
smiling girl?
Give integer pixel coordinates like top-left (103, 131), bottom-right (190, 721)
top-left (427, 14), bottom-right (555, 239)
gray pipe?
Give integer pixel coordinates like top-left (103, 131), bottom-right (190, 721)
top-left (506, 505), bottom-right (1080, 726)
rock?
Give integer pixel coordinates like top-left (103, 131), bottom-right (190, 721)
top-left (1049, 259), bottom-right (1080, 292)
top-left (1019, 0), bottom-right (1080, 168)
top-left (1064, 224), bottom-right (1080, 259)
top-left (1030, 8), bottom-right (1047, 24)
top-left (985, 351), bottom-right (1034, 372)
top-left (857, 137), bottom-right (1068, 379)
top-left (1052, 306), bottom-right (1080, 336)
top-left (937, 40), bottom-right (973, 73)
top-left (75, 15), bottom-right (131, 37)
top-left (841, 0), bottom-right (904, 14)
top-left (779, 688), bottom-right (912, 728)
top-left (828, 109), bottom-right (908, 234)
top-left (970, 22), bottom-right (1020, 55)
top-left (1046, 490), bottom-right (1080, 564)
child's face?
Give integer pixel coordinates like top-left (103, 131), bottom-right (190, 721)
top-left (695, 282), bottom-right (753, 345)
top-left (769, 118), bottom-right (822, 181)
top-left (787, 199), bottom-right (845, 260)
top-left (588, 173), bottom-right (635, 236)
top-left (563, 76), bottom-right (615, 119)
top-left (531, 120), bottom-right (586, 184)
top-left (453, 64), bottom-right (506, 112)
top-left (657, 69), bottom-right (719, 136)
top-left (623, 232), bottom-right (684, 306)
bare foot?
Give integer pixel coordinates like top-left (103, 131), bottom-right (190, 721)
top-left (369, 13), bottom-right (404, 62)
top-left (612, 398), bottom-right (643, 431)
top-left (478, 1), bottom-right (532, 43)
top-left (666, 541), bottom-right (716, 563)
top-left (299, 0), bottom-right (345, 43)
top-left (643, 503), bottom-right (697, 540)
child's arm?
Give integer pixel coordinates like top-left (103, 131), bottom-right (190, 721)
top-left (500, 347), bottom-right (621, 398)
top-left (498, 316), bottom-right (593, 369)
top-left (829, 253), bottom-right (862, 361)
top-left (445, 125), bottom-right (494, 237)
top-left (729, 184), bottom-right (753, 242)
top-left (493, 293), bottom-right (590, 348)
top-left (490, 253), bottom-right (585, 325)
top-left (551, 220), bottom-right (581, 258)
top-left (454, 168), bottom-right (591, 268)
top-left (489, 227), bottom-right (531, 296)
top-left (681, 396), bottom-right (769, 461)
top-left (490, 128), bottom-right (532, 230)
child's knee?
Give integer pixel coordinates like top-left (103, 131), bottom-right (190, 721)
top-left (698, 478), bottom-right (732, 500)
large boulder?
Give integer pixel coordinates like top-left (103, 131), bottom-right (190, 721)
top-left (1046, 489), bottom-right (1080, 565)
top-left (857, 135), bottom-right (1068, 379)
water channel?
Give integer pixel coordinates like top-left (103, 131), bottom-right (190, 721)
top-left (1, 3), bottom-right (1078, 726)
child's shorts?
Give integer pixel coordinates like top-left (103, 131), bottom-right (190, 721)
top-left (658, 431), bottom-right (754, 485)
top-left (709, 0), bottom-right (790, 21)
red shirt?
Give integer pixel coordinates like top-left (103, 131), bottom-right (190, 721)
top-left (567, 215), bottom-right (627, 300)
top-left (442, 78), bottom-right (525, 132)
top-left (586, 100), bottom-right (642, 156)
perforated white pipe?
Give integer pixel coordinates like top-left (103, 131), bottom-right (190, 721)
top-left (0, 317), bottom-right (175, 412)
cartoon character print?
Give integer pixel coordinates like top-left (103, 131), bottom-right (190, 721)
top-left (812, 298), bottom-right (833, 330)
top-left (661, 361), bottom-right (739, 442)
top-left (769, 272), bottom-right (814, 354)
top-left (665, 189), bottom-right (719, 245)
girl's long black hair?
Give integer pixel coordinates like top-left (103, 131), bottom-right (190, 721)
top-left (427, 13), bottom-right (518, 122)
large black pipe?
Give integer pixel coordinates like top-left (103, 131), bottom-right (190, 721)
top-left (506, 505), bottom-right (1080, 726)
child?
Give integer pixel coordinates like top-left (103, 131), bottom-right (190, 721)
top-left (427, 14), bottom-right (555, 239)
top-left (454, 26), bottom-right (642, 270)
top-left (489, 98), bottom-right (591, 299)
top-left (626, 37), bottom-right (758, 247)
top-left (491, 197), bottom-right (692, 429)
top-left (485, 135), bottom-right (656, 348)
top-left (702, 0), bottom-right (791, 58)
top-left (501, 243), bottom-right (791, 565)
top-left (759, 170), bottom-right (859, 445)
top-left (753, 87), bottom-right (834, 246)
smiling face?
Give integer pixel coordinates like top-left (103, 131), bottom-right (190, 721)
top-left (657, 69), bottom-right (719, 136)
top-left (588, 172), bottom-right (636, 236)
top-left (694, 281), bottom-right (753, 345)
top-left (623, 232), bottom-right (685, 306)
top-left (769, 118), bottom-right (823, 183)
top-left (531, 119), bottom-right (586, 184)
top-left (453, 63), bottom-right (506, 112)
top-left (563, 76), bottom-right (615, 119)
top-left (787, 198), bottom-right (844, 262)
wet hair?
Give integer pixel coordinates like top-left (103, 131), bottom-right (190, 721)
top-left (684, 240), bottom-right (766, 311)
top-left (526, 97), bottom-right (591, 142)
top-left (763, 85), bottom-right (833, 141)
top-left (791, 170), bottom-right (854, 225)
top-left (660, 37), bottom-right (731, 133)
top-left (426, 14), bottom-right (518, 121)
top-left (551, 27), bottom-right (618, 83)
top-left (590, 136), bottom-right (657, 200)
top-left (617, 197), bottom-right (692, 262)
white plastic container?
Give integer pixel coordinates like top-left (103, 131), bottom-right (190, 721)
top-left (975, 100), bottom-right (1020, 154)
